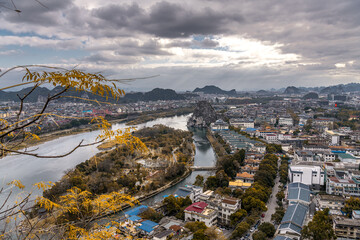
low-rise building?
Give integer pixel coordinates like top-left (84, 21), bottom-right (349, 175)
top-left (316, 194), bottom-right (345, 215)
top-left (279, 117), bottom-right (294, 126)
top-left (184, 202), bottom-right (217, 227)
top-left (287, 183), bottom-right (311, 206)
top-left (229, 118), bottom-right (255, 128)
top-left (174, 185), bottom-right (203, 202)
top-left (326, 177), bottom-right (359, 197)
top-left (352, 210), bottom-right (360, 220)
top-left (218, 198), bottom-right (241, 225)
top-left (288, 165), bottom-right (325, 190)
top-left (277, 203), bottom-right (309, 239)
top-left (235, 172), bottom-right (254, 183)
top-left (210, 119), bottom-right (229, 131)
top-left (228, 179), bottom-right (252, 190)
top-left (333, 217), bottom-right (360, 239)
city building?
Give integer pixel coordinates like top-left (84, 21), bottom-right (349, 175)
top-left (210, 119), bottom-right (229, 131)
top-left (316, 194), bottom-right (345, 215)
top-left (333, 217), bottom-right (360, 239)
top-left (277, 203), bottom-right (309, 239)
top-left (235, 172), bottom-right (254, 183)
top-left (288, 165), bottom-right (325, 189)
top-left (287, 183), bottom-right (311, 205)
top-left (184, 202), bottom-right (217, 227)
top-left (228, 179), bottom-right (252, 189)
top-left (218, 197), bottom-right (241, 225)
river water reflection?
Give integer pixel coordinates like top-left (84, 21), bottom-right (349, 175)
top-left (0, 114), bottom-right (216, 208)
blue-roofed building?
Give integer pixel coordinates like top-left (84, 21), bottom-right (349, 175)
top-left (287, 187), bottom-right (311, 205)
top-left (173, 185), bottom-right (203, 202)
top-left (124, 205), bottom-right (148, 217)
top-left (288, 182), bottom-right (310, 190)
top-left (278, 203), bottom-right (309, 238)
top-left (174, 187), bottom-right (192, 198)
top-left (137, 220), bottom-right (159, 234)
top-left (273, 236), bottom-right (292, 240)
top-left (127, 215), bottom-right (141, 223)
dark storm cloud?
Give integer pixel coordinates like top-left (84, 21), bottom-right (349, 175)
top-left (115, 39), bottom-right (172, 56)
top-left (1, 0), bottom-right (360, 90)
top-left (234, 0), bottom-right (360, 66)
top-left (92, 1), bottom-right (244, 38)
top-left (2, 0), bottom-right (72, 26)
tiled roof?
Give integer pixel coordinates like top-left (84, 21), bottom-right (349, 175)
top-left (222, 197), bottom-right (238, 205)
top-left (125, 205), bottom-right (148, 216)
top-left (236, 172), bottom-right (254, 179)
top-left (185, 202), bottom-right (208, 213)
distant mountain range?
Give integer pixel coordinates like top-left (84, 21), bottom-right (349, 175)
top-left (283, 86), bottom-right (302, 94)
top-left (193, 85), bottom-right (236, 95)
top-left (282, 83), bottom-right (360, 94)
top-left (2, 82), bottom-right (360, 103)
top-left (0, 87), bottom-right (186, 103)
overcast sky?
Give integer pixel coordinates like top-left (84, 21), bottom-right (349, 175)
top-left (0, 0), bottom-right (359, 91)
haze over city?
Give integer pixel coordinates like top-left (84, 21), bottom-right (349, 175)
top-left (1, 0), bottom-right (360, 91)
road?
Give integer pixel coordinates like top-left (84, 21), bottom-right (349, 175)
top-left (262, 158), bottom-right (281, 223)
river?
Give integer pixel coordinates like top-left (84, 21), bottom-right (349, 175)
top-left (0, 114), bottom-right (216, 209)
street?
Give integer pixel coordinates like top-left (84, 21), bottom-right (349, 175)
top-left (262, 157), bottom-right (281, 223)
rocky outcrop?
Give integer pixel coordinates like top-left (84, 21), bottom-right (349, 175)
top-left (193, 85), bottom-right (236, 95)
top-left (284, 86), bottom-right (301, 94)
top-left (187, 101), bottom-right (217, 128)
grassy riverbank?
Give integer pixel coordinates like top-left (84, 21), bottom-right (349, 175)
top-left (11, 107), bottom-right (193, 152)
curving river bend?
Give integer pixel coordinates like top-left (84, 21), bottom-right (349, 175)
top-left (0, 114), bottom-right (216, 209)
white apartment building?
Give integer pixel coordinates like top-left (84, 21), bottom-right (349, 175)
top-left (184, 202), bottom-right (217, 227)
top-left (279, 117), bottom-right (294, 126)
top-left (288, 165), bottom-right (325, 189)
top-left (218, 198), bottom-right (241, 225)
top-left (265, 134), bottom-right (278, 142)
top-left (229, 118), bottom-right (255, 129)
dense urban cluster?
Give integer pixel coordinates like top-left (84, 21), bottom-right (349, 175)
top-left (102, 89), bottom-right (360, 239)
top-left (5, 86), bottom-right (360, 239)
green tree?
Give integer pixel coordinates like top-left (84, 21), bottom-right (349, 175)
top-left (231, 222), bottom-right (250, 239)
top-left (271, 207), bottom-right (285, 224)
top-left (163, 195), bottom-right (192, 218)
top-left (204, 170), bottom-right (229, 190)
top-left (258, 222), bottom-right (275, 238)
top-left (194, 175), bottom-right (204, 186)
top-left (343, 197), bottom-right (360, 217)
top-left (193, 229), bottom-right (208, 240)
top-left (266, 144), bottom-right (282, 154)
top-left (139, 207), bottom-right (164, 223)
top-left (185, 221), bottom-right (207, 232)
top-left (242, 196), bottom-right (267, 213)
top-left (252, 230), bottom-right (267, 240)
top-left (233, 149), bottom-right (246, 165)
top-left (276, 191), bottom-right (285, 202)
top-left (301, 208), bottom-right (336, 240)
top-left (230, 209), bottom-right (247, 226)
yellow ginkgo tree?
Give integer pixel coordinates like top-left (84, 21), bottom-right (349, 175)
top-left (0, 65), bottom-right (148, 239)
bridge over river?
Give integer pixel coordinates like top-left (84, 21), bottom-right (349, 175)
top-left (190, 166), bottom-right (218, 171)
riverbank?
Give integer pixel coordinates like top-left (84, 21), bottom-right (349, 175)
top-left (10, 107), bottom-right (193, 153)
top-left (206, 129), bottom-right (227, 158)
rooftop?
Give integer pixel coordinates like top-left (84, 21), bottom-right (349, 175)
top-left (288, 188), bottom-right (311, 203)
top-left (236, 172), bottom-right (254, 179)
top-left (222, 197), bottom-right (238, 205)
top-left (185, 202), bottom-right (208, 213)
top-left (229, 179), bottom-right (252, 187)
top-left (318, 194), bottom-right (344, 202)
top-left (125, 205), bottom-right (148, 216)
top-left (334, 217), bottom-right (360, 227)
top-left (281, 203), bottom-right (309, 231)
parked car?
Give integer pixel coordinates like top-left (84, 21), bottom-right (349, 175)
top-left (261, 213), bottom-right (265, 218)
